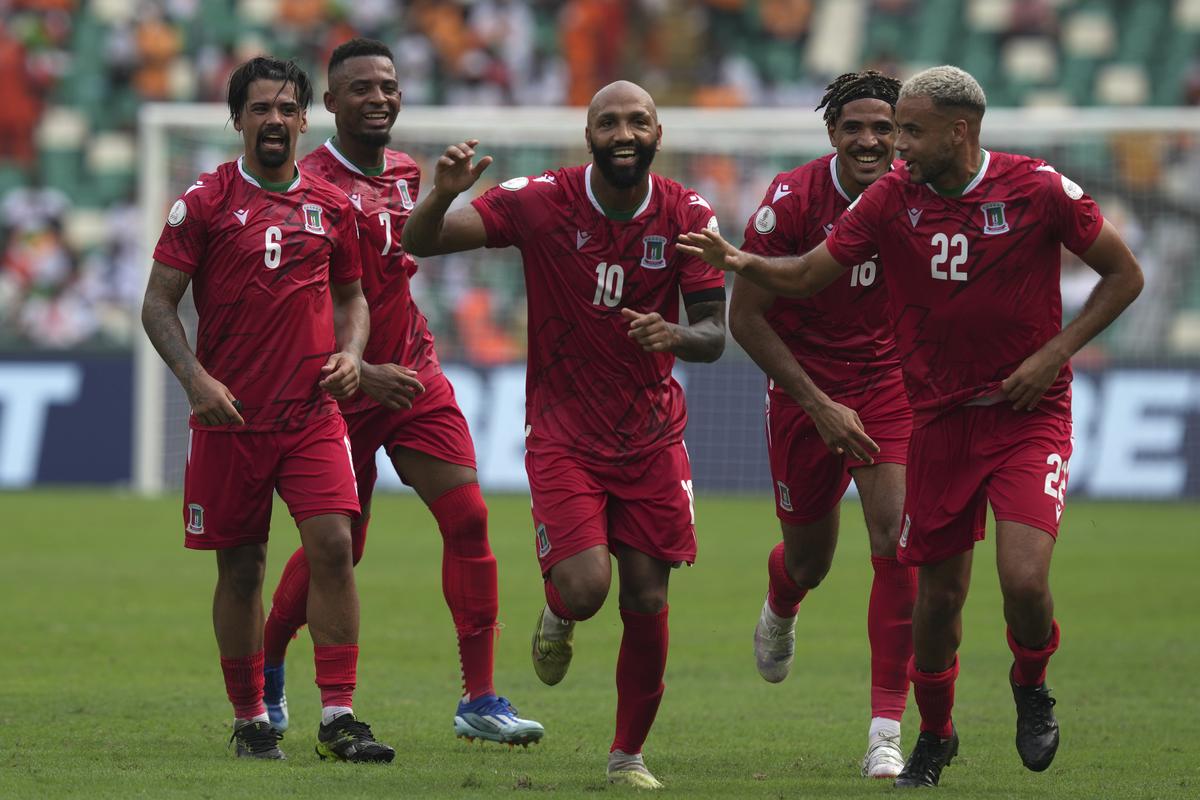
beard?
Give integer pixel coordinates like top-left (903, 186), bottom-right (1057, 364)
top-left (349, 127), bottom-right (392, 148)
top-left (592, 140), bottom-right (657, 189)
top-left (255, 130), bottom-right (290, 168)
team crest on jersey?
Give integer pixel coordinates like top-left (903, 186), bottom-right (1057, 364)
top-left (303, 203), bottom-right (326, 234)
top-left (754, 205), bottom-right (776, 234)
top-left (186, 503), bottom-right (205, 535)
top-left (981, 202), bottom-right (1009, 235)
top-left (395, 179), bottom-right (415, 209)
top-left (776, 481), bottom-right (793, 512)
top-left (535, 523), bottom-right (551, 557)
top-left (641, 235), bottom-right (668, 269)
top-left (167, 199), bottom-right (187, 227)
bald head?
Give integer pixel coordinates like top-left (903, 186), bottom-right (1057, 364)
top-left (587, 81), bottom-right (657, 126)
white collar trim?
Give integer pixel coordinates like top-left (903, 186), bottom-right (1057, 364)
top-left (584, 163), bottom-right (653, 220)
top-left (237, 156), bottom-right (302, 192)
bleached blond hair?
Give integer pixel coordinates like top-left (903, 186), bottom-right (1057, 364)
top-left (899, 66), bottom-right (986, 116)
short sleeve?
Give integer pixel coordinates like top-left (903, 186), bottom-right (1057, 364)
top-left (677, 192), bottom-right (727, 295)
top-left (741, 174), bottom-right (802, 258)
top-left (1045, 170), bottom-right (1104, 255)
top-left (824, 181), bottom-right (886, 267)
top-left (330, 201), bottom-right (362, 284)
top-left (471, 176), bottom-right (537, 249)
top-left (152, 185), bottom-right (210, 274)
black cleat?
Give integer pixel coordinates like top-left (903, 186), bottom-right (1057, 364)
top-left (229, 720), bottom-right (286, 759)
top-left (1011, 670), bottom-right (1059, 772)
top-left (316, 714), bottom-right (395, 763)
top-left (894, 728), bottom-right (958, 788)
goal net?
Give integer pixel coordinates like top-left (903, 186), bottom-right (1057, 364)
top-left (136, 105), bottom-right (1200, 498)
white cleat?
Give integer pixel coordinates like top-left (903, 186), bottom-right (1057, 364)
top-left (862, 730), bottom-right (905, 779)
top-left (753, 597), bottom-right (795, 683)
top-left (607, 750), bottom-right (663, 790)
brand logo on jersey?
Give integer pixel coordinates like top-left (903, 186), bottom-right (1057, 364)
top-left (772, 184), bottom-right (791, 204)
top-left (303, 203), bottom-right (326, 234)
top-left (233, 209), bottom-right (248, 226)
top-left (167, 199), bottom-right (187, 227)
top-left (184, 180), bottom-right (205, 196)
top-left (823, 223), bottom-right (834, 235)
top-left (981, 202), bottom-right (1009, 235)
top-left (899, 514), bottom-right (911, 548)
top-left (576, 230), bottom-right (592, 250)
top-left (348, 192), bottom-right (363, 212)
top-left (688, 194), bottom-right (711, 210)
top-left (1061, 174), bottom-right (1083, 200)
top-left (641, 235), bottom-right (668, 269)
top-left (776, 481), bottom-right (793, 512)
top-left (500, 176), bottom-right (529, 191)
top-left (535, 523), bottom-right (551, 557)
top-left (534, 174), bottom-right (556, 185)
top-left (907, 207), bottom-right (923, 228)
top-left (186, 503), bottom-right (205, 535)
top-left (395, 179), bottom-right (415, 209)
top-left (754, 205), bottom-right (776, 234)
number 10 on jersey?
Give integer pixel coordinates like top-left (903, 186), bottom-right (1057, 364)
top-left (593, 261), bottom-right (624, 307)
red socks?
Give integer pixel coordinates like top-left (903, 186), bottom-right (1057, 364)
top-left (221, 650), bottom-right (266, 720)
top-left (767, 541), bottom-right (808, 617)
top-left (1008, 619), bottom-right (1060, 687)
top-left (431, 483), bottom-right (498, 700)
top-left (314, 643), bottom-right (358, 709)
top-left (611, 606), bottom-right (669, 755)
top-left (868, 555), bottom-right (917, 721)
top-left (909, 655), bottom-right (958, 738)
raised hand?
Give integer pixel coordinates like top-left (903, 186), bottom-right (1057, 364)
top-left (360, 362), bottom-right (426, 410)
top-left (677, 229), bottom-right (751, 273)
top-left (433, 139), bottom-right (494, 196)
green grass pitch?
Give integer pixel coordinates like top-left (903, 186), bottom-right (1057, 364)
top-left (2, 491), bottom-right (1197, 798)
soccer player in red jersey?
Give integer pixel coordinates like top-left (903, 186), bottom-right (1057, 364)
top-left (260, 38), bottom-right (543, 745)
top-left (141, 57), bottom-right (395, 763)
top-left (734, 70), bottom-right (915, 779)
top-left (402, 81), bottom-right (727, 789)
top-left (680, 65), bottom-right (1143, 788)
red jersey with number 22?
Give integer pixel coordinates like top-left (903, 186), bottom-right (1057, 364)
top-left (472, 164), bottom-right (726, 465)
top-left (152, 158), bottom-right (362, 432)
top-left (825, 150), bottom-right (1103, 425)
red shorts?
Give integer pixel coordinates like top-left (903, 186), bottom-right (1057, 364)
top-left (767, 370), bottom-right (912, 524)
top-left (898, 404), bottom-right (1073, 566)
top-left (181, 412), bottom-right (359, 550)
top-left (343, 371), bottom-right (477, 510)
top-left (526, 443), bottom-right (696, 574)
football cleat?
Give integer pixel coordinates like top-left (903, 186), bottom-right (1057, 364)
top-left (229, 719), bottom-right (285, 760)
top-left (753, 596), bottom-right (796, 683)
top-left (862, 730), bottom-right (905, 779)
top-left (315, 714), bottom-right (395, 763)
top-left (1011, 670), bottom-right (1059, 772)
top-left (454, 695), bottom-right (545, 745)
top-left (894, 728), bottom-right (958, 788)
top-left (607, 750), bottom-right (663, 789)
top-left (531, 607), bottom-right (575, 686)
top-left (262, 662), bottom-right (288, 733)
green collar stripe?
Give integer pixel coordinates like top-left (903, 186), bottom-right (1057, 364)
top-left (328, 137), bottom-right (386, 176)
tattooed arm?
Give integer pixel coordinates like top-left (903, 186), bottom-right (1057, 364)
top-left (622, 297), bottom-right (727, 363)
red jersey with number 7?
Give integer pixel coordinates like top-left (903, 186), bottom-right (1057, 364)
top-left (152, 157), bottom-right (362, 432)
top-left (471, 164), bottom-right (726, 465)
top-left (824, 150), bottom-right (1104, 425)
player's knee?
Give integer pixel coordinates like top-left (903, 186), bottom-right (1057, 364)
top-left (216, 549), bottom-right (265, 600)
top-left (618, 584), bottom-right (667, 615)
top-left (439, 500), bottom-right (490, 557)
top-left (556, 578), bottom-right (607, 620)
top-left (786, 551), bottom-right (833, 589)
top-left (302, 523), bottom-right (354, 576)
top-left (917, 582), bottom-right (967, 620)
top-left (350, 514), bottom-right (369, 565)
top-left (867, 518), bottom-right (905, 557)
top-left (1000, 573), bottom-right (1051, 610)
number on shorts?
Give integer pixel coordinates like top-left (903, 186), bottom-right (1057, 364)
top-left (1043, 453), bottom-right (1068, 503)
top-left (681, 479), bottom-right (695, 525)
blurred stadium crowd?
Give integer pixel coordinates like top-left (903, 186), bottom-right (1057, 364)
top-left (1, 0), bottom-right (1199, 357)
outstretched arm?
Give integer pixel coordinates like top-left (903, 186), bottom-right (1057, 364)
top-left (1001, 219), bottom-right (1144, 410)
top-left (677, 229), bottom-right (847, 298)
top-left (402, 139), bottom-right (493, 257)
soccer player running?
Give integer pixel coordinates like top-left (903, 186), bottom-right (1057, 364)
top-left (141, 57), bottom-right (395, 763)
top-left (680, 65), bottom-right (1143, 788)
top-left (260, 38), bottom-right (544, 746)
top-left (735, 70), bottom-right (915, 779)
top-left (402, 81), bottom-right (727, 789)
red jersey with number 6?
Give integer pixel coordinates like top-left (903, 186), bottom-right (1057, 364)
top-left (152, 157), bottom-right (362, 432)
top-left (741, 154), bottom-right (900, 400)
top-left (301, 141), bottom-right (440, 415)
top-left (472, 164), bottom-right (726, 464)
top-left (824, 150), bottom-right (1104, 425)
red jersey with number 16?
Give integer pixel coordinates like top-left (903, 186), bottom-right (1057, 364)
top-left (825, 150), bottom-right (1104, 425)
top-left (301, 141), bottom-right (440, 415)
top-left (152, 158), bottom-right (362, 432)
top-left (472, 164), bottom-right (726, 465)
top-left (741, 154), bottom-right (900, 400)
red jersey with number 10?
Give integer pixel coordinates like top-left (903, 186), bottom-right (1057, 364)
top-left (825, 150), bottom-right (1104, 425)
top-left (741, 154), bottom-right (900, 400)
top-left (152, 158), bottom-right (362, 432)
top-left (300, 141), bottom-right (440, 415)
top-left (472, 164), bottom-right (726, 465)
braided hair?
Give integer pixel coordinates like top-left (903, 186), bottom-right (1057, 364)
top-left (815, 70), bottom-right (902, 126)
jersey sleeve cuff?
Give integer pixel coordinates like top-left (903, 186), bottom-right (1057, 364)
top-left (823, 237), bottom-right (856, 269)
top-left (153, 250), bottom-right (197, 274)
top-left (470, 197), bottom-right (504, 248)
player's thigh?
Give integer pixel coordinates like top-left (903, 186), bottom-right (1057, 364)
top-left (606, 442), bottom-right (698, 566)
top-left (986, 409), bottom-right (1073, 541)
top-left (526, 449), bottom-right (609, 577)
top-left (182, 429), bottom-right (277, 550)
top-left (767, 399), bottom-right (852, 526)
top-left (385, 372), bottom-right (480, 504)
top-left (994, 519), bottom-right (1055, 601)
top-left (275, 413), bottom-right (361, 529)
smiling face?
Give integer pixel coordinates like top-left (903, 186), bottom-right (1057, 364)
top-left (894, 94), bottom-right (961, 186)
top-left (325, 55), bottom-right (401, 148)
top-left (234, 79), bottom-right (307, 170)
top-left (828, 97), bottom-right (896, 193)
top-left (585, 82), bottom-right (662, 190)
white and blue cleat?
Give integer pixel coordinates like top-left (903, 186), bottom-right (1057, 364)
top-left (454, 695), bottom-right (544, 746)
top-left (262, 662), bottom-right (289, 733)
